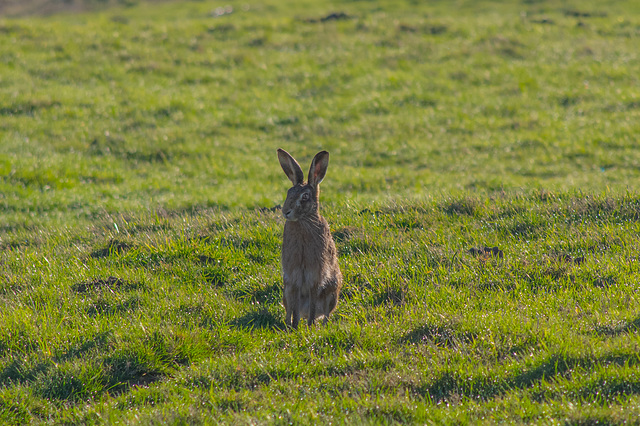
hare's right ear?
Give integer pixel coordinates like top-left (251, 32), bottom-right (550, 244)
top-left (308, 150), bottom-right (329, 188)
top-left (277, 148), bottom-right (304, 186)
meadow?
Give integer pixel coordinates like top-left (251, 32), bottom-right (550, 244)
top-left (1, 0), bottom-right (640, 423)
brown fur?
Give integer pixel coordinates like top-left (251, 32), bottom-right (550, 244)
top-left (277, 148), bottom-right (342, 329)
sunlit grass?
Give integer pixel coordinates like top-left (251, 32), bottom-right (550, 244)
top-left (2, 192), bottom-right (640, 422)
top-left (2, 0), bottom-right (640, 423)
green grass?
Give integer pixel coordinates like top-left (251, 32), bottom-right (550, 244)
top-left (2, 0), bottom-right (640, 423)
top-left (2, 0), bottom-right (640, 226)
top-left (3, 193), bottom-right (640, 423)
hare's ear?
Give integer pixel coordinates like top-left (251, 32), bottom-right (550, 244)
top-left (277, 148), bottom-right (304, 185)
top-left (308, 151), bottom-right (329, 187)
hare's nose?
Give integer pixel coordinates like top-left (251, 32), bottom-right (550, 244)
top-left (284, 210), bottom-right (292, 218)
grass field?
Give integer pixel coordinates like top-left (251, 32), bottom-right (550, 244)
top-left (2, 0), bottom-right (640, 423)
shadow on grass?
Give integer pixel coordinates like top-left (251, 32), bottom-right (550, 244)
top-left (592, 315), bottom-right (640, 337)
top-left (35, 352), bottom-right (166, 401)
top-left (1, 331), bottom-right (114, 384)
top-left (1, 338), bottom-right (167, 400)
top-left (561, 195), bottom-right (640, 223)
top-left (72, 276), bottom-right (144, 293)
top-left (563, 376), bottom-right (640, 402)
top-left (371, 280), bottom-right (409, 307)
top-left (416, 352), bottom-right (640, 403)
top-left (104, 351), bottom-right (165, 395)
top-left (202, 265), bottom-right (230, 287)
top-left (499, 217), bottom-right (548, 239)
top-left (34, 367), bottom-right (98, 402)
top-left (401, 323), bottom-right (477, 348)
top-left (218, 235), bottom-right (278, 265)
top-left (230, 307), bottom-right (284, 331)
top-left (440, 196), bottom-right (480, 216)
top-left (0, 359), bottom-right (49, 384)
top-left (90, 239), bottom-right (134, 258)
top-left (58, 330), bottom-right (112, 362)
top-left (250, 282), bottom-right (282, 304)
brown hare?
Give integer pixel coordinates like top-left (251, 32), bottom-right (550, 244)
top-left (277, 148), bottom-right (342, 329)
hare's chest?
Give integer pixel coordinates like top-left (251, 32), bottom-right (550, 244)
top-left (282, 225), bottom-right (323, 285)
top-left (282, 237), bottom-right (316, 269)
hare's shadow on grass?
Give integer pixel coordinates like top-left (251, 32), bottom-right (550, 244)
top-left (230, 307), bottom-right (286, 332)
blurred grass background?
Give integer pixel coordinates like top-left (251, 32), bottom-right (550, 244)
top-left (1, 0), bottom-right (639, 229)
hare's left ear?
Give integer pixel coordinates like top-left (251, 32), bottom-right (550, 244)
top-left (278, 148), bottom-right (304, 186)
top-left (308, 151), bottom-right (329, 188)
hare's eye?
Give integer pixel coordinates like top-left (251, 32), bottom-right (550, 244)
top-left (301, 193), bottom-right (310, 202)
